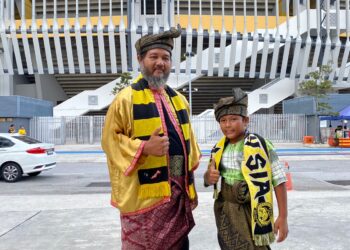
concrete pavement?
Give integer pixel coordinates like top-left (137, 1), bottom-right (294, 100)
top-left (1, 191), bottom-right (350, 250)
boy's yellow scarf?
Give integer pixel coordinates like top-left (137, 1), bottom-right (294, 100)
top-left (213, 134), bottom-right (275, 246)
top-left (131, 77), bottom-right (196, 200)
top-left (242, 134), bottom-right (275, 246)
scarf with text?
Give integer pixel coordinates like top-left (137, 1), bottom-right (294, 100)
top-left (242, 133), bottom-right (275, 246)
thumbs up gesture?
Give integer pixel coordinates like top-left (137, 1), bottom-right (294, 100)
top-left (204, 160), bottom-right (220, 185)
top-left (143, 127), bottom-right (170, 156)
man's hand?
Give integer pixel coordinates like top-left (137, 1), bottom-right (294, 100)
top-left (274, 216), bottom-right (288, 243)
top-left (143, 127), bottom-right (170, 156)
top-left (204, 160), bottom-right (220, 185)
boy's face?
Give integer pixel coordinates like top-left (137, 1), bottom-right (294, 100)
top-left (219, 114), bottom-right (249, 143)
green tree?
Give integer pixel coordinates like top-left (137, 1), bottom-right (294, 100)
top-left (298, 63), bottom-right (336, 115)
top-left (111, 72), bottom-right (133, 95)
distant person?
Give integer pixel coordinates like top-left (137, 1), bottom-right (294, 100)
top-left (18, 126), bottom-right (27, 135)
top-left (204, 88), bottom-right (288, 249)
top-left (335, 125), bottom-right (343, 139)
top-left (8, 124), bottom-right (16, 133)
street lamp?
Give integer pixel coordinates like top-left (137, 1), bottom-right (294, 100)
top-left (182, 85), bottom-right (198, 118)
top-left (185, 50), bottom-right (195, 119)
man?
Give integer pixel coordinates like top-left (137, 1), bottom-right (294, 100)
top-left (102, 26), bottom-right (201, 250)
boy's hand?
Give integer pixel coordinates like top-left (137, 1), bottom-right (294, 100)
top-left (274, 216), bottom-right (288, 243)
top-left (204, 161), bottom-right (220, 185)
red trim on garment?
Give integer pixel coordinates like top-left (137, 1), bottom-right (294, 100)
top-left (111, 196), bottom-right (171, 216)
top-left (192, 156), bottom-right (202, 171)
top-left (111, 200), bottom-right (118, 208)
top-left (124, 141), bottom-right (146, 176)
top-left (152, 90), bottom-right (168, 137)
top-left (152, 90), bottom-right (172, 189)
top-left (118, 197), bottom-right (171, 216)
top-left (158, 93), bottom-right (190, 195)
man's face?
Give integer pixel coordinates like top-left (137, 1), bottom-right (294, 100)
top-left (138, 48), bottom-right (171, 89)
top-left (219, 114), bottom-right (249, 143)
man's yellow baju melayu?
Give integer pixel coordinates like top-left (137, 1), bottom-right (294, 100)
top-left (102, 78), bottom-right (201, 215)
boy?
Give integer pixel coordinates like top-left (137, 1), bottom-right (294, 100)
top-left (204, 88), bottom-right (288, 249)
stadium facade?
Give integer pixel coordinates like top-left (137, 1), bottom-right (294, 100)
top-left (0, 0), bottom-right (349, 116)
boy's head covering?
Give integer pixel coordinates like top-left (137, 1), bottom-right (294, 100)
top-left (135, 25), bottom-right (182, 55)
top-left (214, 88), bottom-right (248, 121)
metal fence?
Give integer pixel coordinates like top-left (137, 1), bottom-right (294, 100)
top-left (29, 114), bottom-right (306, 145)
top-left (30, 116), bottom-right (105, 145)
top-left (249, 114), bottom-right (307, 143)
top-left (192, 113), bottom-right (307, 144)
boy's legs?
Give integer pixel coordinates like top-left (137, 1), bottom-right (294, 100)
top-left (214, 181), bottom-right (270, 250)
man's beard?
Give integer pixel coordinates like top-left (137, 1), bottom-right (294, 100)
top-left (140, 65), bottom-right (170, 89)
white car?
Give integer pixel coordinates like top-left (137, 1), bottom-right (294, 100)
top-left (0, 133), bottom-right (56, 182)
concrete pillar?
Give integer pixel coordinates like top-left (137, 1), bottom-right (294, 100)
top-left (0, 0), bottom-right (15, 95)
top-left (0, 74), bottom-right (13, 96)
top-left (34, 74), bottom-right (67, 105)
top-left (34, 74), bottom-right (43, 99)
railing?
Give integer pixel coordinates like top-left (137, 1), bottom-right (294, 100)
top-left (249, 114), bottom-right (307, 142)
top-left (29, 114), bottom-right (307, 145)
top-left (30, 116), bottom-right (105, 145)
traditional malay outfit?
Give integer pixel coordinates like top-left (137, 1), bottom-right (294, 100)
top-left (102, 27), bottom-right (201, 250)
top-left (208, 89), bottom-right (287, 250)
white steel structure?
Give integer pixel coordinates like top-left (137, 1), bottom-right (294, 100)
top-left (0, 0), bottom-right (349, 115)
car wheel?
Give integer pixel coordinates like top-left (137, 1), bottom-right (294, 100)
top-left (28, 171), bottom-right (42, 177)
top-left (1, 162), bottom-right (23, 183)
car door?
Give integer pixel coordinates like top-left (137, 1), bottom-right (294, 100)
top-left (0, 137), bottom-right (16, 165)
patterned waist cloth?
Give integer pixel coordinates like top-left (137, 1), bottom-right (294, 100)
top-left (220, 179), bottom-right (250, 204)
top-left (169, 155), bottom-right (185, 177)
top-left (215, 179), bottom-right (270, 250)
top-left (120, 154), bottom-right (194, 250)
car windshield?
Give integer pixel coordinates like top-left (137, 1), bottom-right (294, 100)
top-left (12, 136), bottom-right (42, 144)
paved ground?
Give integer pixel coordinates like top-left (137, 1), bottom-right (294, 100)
top-left (1, 143), bottom-right (350, 250)
top-left (1, 191), bottom-right (350, 250)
